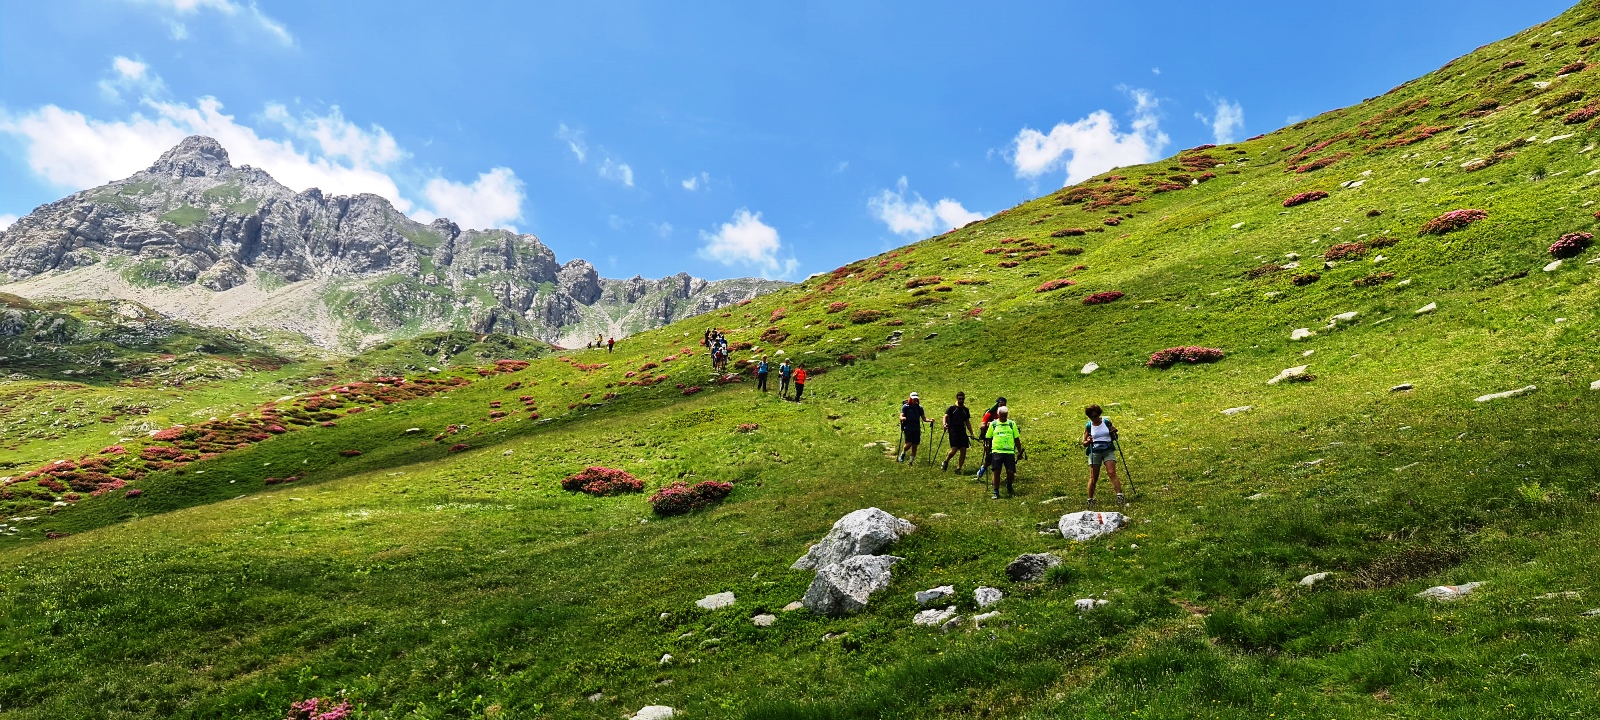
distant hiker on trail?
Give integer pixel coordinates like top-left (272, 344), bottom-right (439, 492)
top-left (987, 405), bottom-right (1023, 499)
top-left (778, 360), bottom-right (793, 398)
top-left (792, 366), bottom-right (808, 402)
top-left (756, 356), bottom-right (770, 392)
top-left (703, 329), bottom-right (712, 347)
top-left (974, 396), bottom-right (1006, 482)
top-left (897, 392), bottom-right (932, 464)
top-left (1082, 404), bottom-right (1124, 507)
top-left (607, 337), bottom-right (614, 353)
top-left (942, 391), bottom-right (975, 473)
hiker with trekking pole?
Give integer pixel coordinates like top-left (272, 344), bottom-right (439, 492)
top-left (777, 359), bottom-right (793, 399)
top-left (941, 391), bottom-right (975, 473)
top-left (987, 405), bottom-right (1023, 499)
top-left (973, 396), bottom-right (1006, 482)
top-left (896, 392), bottom-right (933, 464)
top-left (1081, 404), bottom-right (1127, 507)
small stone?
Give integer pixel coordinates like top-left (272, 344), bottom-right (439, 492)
top-left (752, 613), bottom-right (777, 627)
top-left (782, 601), bottom-right (804, 612)
top-left (941, 615), bottom-right (964, 633)
top-left (659, 612), bottom-right (670, 620)
top-left (589, 692), bottom-right (605, 702)
top-left (916, 585), bottom-right (956, 606)
top-left (1417, 582), bottom-right (1483, 601)
top-left (1534, 591), bottom-right (1581, 601)
top-left (1246, 493), bottom-right (1267, 501)
top-left (404, 428), bottom-right (422, 434)
top-left (973, 610), bottom-right (1001, 627)
top-left (1544, 259), bottom-right (1563, 272)
top-left (1080, 362), bottom-right (1099, 375)
top-left (1391, 383), bottom-right (1414, 392)
top-left (929, 512), bottom-right (949, 518)
top-left (1415, 177), bottom-right (1430, 184)
top-left (1416, 302), bottom-right (1437, 314)
top-left (975, 587), bottom-right (1003, 608)
top-left (1221, 406), bottom-right (1252, 416)
top-left (1231, 222), bottom-right (1245, 229)
top-left (1285, 252), bottom-right (1300, 260)
top-left (913, 606), bottom-right (958, 626)
top-left (1006, 553), bottom-right (1062, 582)
top-left (1291, 328), bottom-right (1314, 340)
top-left (696, 591), bottom-right (736, 610)
top-left (1591, 380), bottom-right (1600, 391)
top-left (1267, 366), bottom-right (1310, 385)
top-left (1474, 386), bottom-right (1536, 403)
top-left (633, 706), bottom-right (676, 720)
top-left (1300, 572), bottom-right (1331, 587)
top-left (1075, 598), bottom-right (1108, 612)
top-left (659, 653), bottom-right (674, 665)
top-left (1583, 609), bottom-right (1600, 617)
top-left (1331, 311), bottom-right (1358, 323)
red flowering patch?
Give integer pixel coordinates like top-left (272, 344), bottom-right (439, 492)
top-left (1283, 190), bottom-right (1329, 207)
top-left (1565, 105), bottom-right (1599, 124)
top-left (1376, 126), bottom-right (1452, 149)
top-left (998, 261), bottom-right (1021, 268)
top-left (905, 276), bottom-right (942, 289)
top-left (1035, 279), bottom-right (1077, 293)
top-left (488, 411), bottom-right (507, 419)
top-left (339, 449), bottom-right (363, 457)
top-left (1082, 291), bottom-right (1125, 305)
top-left (1352, 272), bottom-right (1395, 287)
top-left (953, 278), bottom-right (989, 285)
top-left (826, 301), bottom-right (850, 313)
top-left (125, 488), bottom-right (143, 498)
top-left (1419, 209), bottom-right (1487, 235)
top-left (286, 697), bottom-right (351, 720)
top-left (1324, 242), bottom-right (1368, 261)
top-left (503, 381), bottom-right (522, 391)
top-left (101, 445), bottom-right (126, 455)
top-left (770, 307), bottom-right (787, 322)
top-left (649, 480), bottom-right (734, 516)
top-left (1050, 228), bottom-right (1087, 237)
top-left (1550, 231), bottom-right (1594, 258)
top-left (1558, 61), bottom-right (1588, 75)
top-left (1293, 152), bottom-right (1350, 173)
top-left (1292, 273), bottom-right (1321, 286)
top-left (152, 427), bottom-right (186, 441)
top-left (1103, 217), bottom-right (1121, 226)
top-left (561, 467), bottom-right (644, 496)
top-left (1147, 346), bottom-right (1225, 369)
top-left (1501, 59), bottom-right (1526, 69)
top-left (849, 309), bottom-right (884, 324)
top-left (884, 319), bottom-right (904, 326)
top-left (448, 443), bottom-right (469, 453)
top-left (682, 385), bottom-right (704, 395)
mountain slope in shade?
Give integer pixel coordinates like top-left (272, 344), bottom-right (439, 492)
top-left (0, 136), bottom-right (786, 351)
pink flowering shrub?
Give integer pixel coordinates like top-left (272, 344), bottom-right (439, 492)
top-left (1324, 242), bottom-right (1368, 261)
top-left (771, 307), bottom-right (787, 322)
top-left (561, 467), bottom-right (644, 496)
top-left (286, 697), bottom-right (352, 720)
top-left (885, 319), bottom-right (905, 326)
top-left (1419, 209), bottom-right (1487, 235)
top-left (1282, 190), bottom-right (1329, 207)
top-left (1558, 61), bottom-right (1588, 75)
top-left (125, 488), bottom-right (143, 498)
top-left (826, 301), bottom-right (850, 313)
top-left (649, 480), bottom-right (734, 516)
top-left (1035, 279), bottom-right (1077, 293)
top-left (1550, 231), bottom-right (1594, 258)
top-left (1147, 346), bottom-right (1225, 369)
top-left (1050, 228), bottom-right (1087, 237)
top-left (905, 276), bottom-right (942, 289)
top-left (737, 423), bottom-right (760, 433)
top-left (152, 427), bottom-right (186, 441)
top-left (1103, 217), bottom-right (1122, 226)
top-left (100, 445), bottom-right (126, 455)
top-left (1082, 291), bottom-right (1125, 305)
top-left (448, 443), bottom-right (469, 453)
top-left (682, 385), bottom-right (704, 395)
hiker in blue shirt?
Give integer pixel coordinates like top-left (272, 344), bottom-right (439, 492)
top-left (777, 360), bottom-right (793, 399)
top-left (755, 356), bottom-right (770, 392)
top-left (1081, 404), bottom-right (1124, 507)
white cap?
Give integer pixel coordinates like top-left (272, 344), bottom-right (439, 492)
top-left (909, 392), bottom-right (919, 399)
top-left (997, 405), bottom-right (1009, 415)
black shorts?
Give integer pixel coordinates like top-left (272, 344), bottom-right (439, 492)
top-left (989, 452), bottom-right (1017, 473)
top-left (903, 425), bottom-right (922, 443)
top-left (948, 431), bottom-right (970, 450)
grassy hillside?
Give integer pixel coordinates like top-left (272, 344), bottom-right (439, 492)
top-left (5, 4), bottom-right (1600, 719)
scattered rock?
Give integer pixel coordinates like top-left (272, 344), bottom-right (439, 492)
top-left (1246, 493), bottom-right (1268, 501)
top-left (1080, 362), bottom-right (1099, 375)
top-left (929, 512), bottom-right (949, 518)
top-left (696, 592), bottom-right (736, 610)
top-left (1300, 572), bottom-right (1332, 587)
top-left (404, 428), bottom-right (422, 434)
top-left (589, 692), bottom-right (605, 702)
top-left (659, 653), bottom-right (672, 665)
top-left (1006, 553), bottom-right (1062, 582)
top-left (822, 632), bottom-right (847, 641)
top-left (1583, 609), bottom-right (1600, 617)
top-left (973, 610), bottom-right (1001, 627)
top-left (752, 613), bottom-right (777, 627)
top-left (1291, 328), bottom-right (1314, 340)
top-left (1391, 383), bottom-right (1414, 392)
top-left (975, 587), bottom-right (1003, 608)
top-left (1058, 511), bottom-right (1129, 541)
top-left (633, 706), bottom-right (675, 720)
top-left (915, 585), bottom-right (956, 606)
top-left (1232, 222), bottom-right (1245, 229)
top-left (1474, 386), bottom-right (1536, 403)
top-left (1591, 380), bottom-right (1600, 391)
top-left (782, 601), bottom-right (804, 612)
top-left (791, 508), bottom-right (916, 571)
top-left (1534, 591), bottom-right (1581, 601)
top-left (913, 606), bottom-right (958, 626)
top-left (1267, 366), bottom-right (1310, 385)
top-left (802, 555), bottom-right (903, 616)
top-left (1221, 405), bottom-right (1252, 416)
top-left (1416, 302), bottom-right (1437, 315)
top-left (940, 615), bottom-right (964, 633)
top-left (1331, 311), bottom-right (1358, 323)
top-left (1075, 598), bottom-right (1109, 612)
top-left (659, 612), bottom-right (670, 620)
top-left (1544, 259), bottom-right (1563, 272)
top-left (1417, 582), bottom-right (1483, 601)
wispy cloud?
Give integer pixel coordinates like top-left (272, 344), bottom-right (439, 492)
top-left (1195, 97), bottom-right (1245, 144)
top-left (697, 208), bottom-right (798, 279)
top-left (126, 0), bottom-right (293, 46)
top-left (556, 123), bottom-right (633, 187)
top-left (98, 55), bottom-right (166, 101)
top-left (867, 177), bottom-right (984, 237)
top-left (556, 123), bottom-right (587, 162)
top-left (1009, 88), bottom-right (1169, 186)
top-left (681, 171), bottom-right (709, 191)
top-left (599, 157), bottom-right (634, 187)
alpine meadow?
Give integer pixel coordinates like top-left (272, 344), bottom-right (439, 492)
top-left (6, 3), bottom-right (1600, 720)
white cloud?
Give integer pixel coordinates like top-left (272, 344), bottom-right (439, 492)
top-left (1151, 67), bottom-right (1161, 75)
top-left (651, 221), bottom-right (673, 238)
top-left (681, 171), bottom-right (709, 191)
top-left (598, 158), bottom-right (633, 187)
top-left (697, 208), bottom-right (797, 279)
top-left (128, 0), bottom-right (293, 45)
top-left (0, 214), bottom-right (17, 232)
top-left (1009, 88), bottom-right (1169, 186)
top-left (1195, 98), bottom-right (1245, 145)
top-left (99, 55), bottom-right (166, 101)
top-left (867, 177), bottom-right (985, 237)
top-left (556, 123), bottom-right (587, 162)
top-left (416, 167), bottom-right (524, 231)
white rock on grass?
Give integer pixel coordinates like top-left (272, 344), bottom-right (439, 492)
top-left (1544, 259), bottom-right (1563, 272)
top-left (1583, 609), bottom-right (1600, 617)
top-left (1331, 311), bottom-right (1358, 323)
top-left (915, 585), bottom-right (955, 606)
top-left (782, 601), bottom-right (804, 612)
top-left (1391, 383), bottom-right (1414, 392)
top-left (1534, 591), bottom-right (1581, 601)
top-left (1075, 598), bottom-right (1109, 612)
top-left (752, 613), bottom-right (777, 627)
top-left (659, 653), bottom-right (673, 665)
top-left (1416, 302), bottom-right (1437, 314)
top-left (913, 606), bottom-right (958, 626)
top-left (633, 706), bottom-right (676, 720)
top-left (696, 592), bottom-right (736, 610)
top-left (1081, 362), bottom-right (1100, 375)
top-left (1006, 553), bottom-right (1062, 581)
top-left (1291, 328), bottom-right (1314, 340)
top-left (1221, 406), bottom-right (1252, 416)
top-left (1591, 380), bottom-right (1600, 391)
top-left (1475, 386), bottom-right (1536, 403)
top-left (792, 508), bottom-right (916, 571)
top-left (802, 555), bottom-right (902, 616)
top-left (1058, 511), bottom-right (1130, 541)
top-left (975, 587), bottom-right (1004, 608)
top-left (1300, 572), bottom-right (1332, 587)
top-left (1268, 366), bottom-right (1310, 385)
top-left (1417, 582), bottom-right (1484, 601)
top-left (940, 615), bottom-right (964, 633)
top-left (973, 611), bottom-right (1002, 627)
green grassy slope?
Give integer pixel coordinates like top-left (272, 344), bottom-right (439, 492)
top-left (5, 4), bottom-right (1600, 719)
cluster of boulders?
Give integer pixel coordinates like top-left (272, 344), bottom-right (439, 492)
top-left (792, 508), bottom-right (916, 616)
top-left (911, 584), bottom-right (1006, 632)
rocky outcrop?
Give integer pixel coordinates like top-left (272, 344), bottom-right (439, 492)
top-left (0, 136), bottom-right (788, 351)
top-left (802, 555), bottom-right (902, 616)
top-left (792, 507), bottom-right (917, 571)
top-left (1058, 511), bottom-right (1130, 541)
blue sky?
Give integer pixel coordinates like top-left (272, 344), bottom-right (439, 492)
top-left (0, 0), bottom-right (1576, 281)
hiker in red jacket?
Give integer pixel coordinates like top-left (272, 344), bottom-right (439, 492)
top-left (792, 366), bottom-right (808, 402)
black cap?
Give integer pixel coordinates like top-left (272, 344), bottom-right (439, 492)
top-left (996, 396), bottom-right (1007, 404)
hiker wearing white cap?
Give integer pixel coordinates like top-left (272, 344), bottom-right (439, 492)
top-left (987, 405), bottom-right (1023, 499)
top-left (897, 392), bottom-right (932, 464)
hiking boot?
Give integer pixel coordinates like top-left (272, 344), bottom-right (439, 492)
top-left (897, 452), bottom-right (906, 463)
top-left (941, 459), bottom-right (950, 472)
top-left (1116, 493), bottom-right (1127, 507)
top-left (990, 491), bottom-right (1000, 500)
top-left (1086, 497), bottom-right (1097, 509)
top-left (1005, 482), bottom-right (1014, 497)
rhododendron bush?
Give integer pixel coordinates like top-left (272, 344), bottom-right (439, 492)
top-left (1420, 209), bottom-right (1486, 235)
top-left (1324, 242), bottom-right (1368, 261)
top-left (1549, 231), bottom-right (1594, 258)
top-left (1082, 291), bottom-right (1125, 305)
top-left (1035, 279), bottom-right (1076, 293)
top-left (649, 480), bottom-right (734, 516)
top-left (1147, 346), bottom-right (1225, 369)
top-left (1282, 190), bottom-right (1329, 207)
top-left (562, 467), bottom-right (645, 496)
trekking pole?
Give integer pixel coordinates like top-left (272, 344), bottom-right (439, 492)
top-left (1115, 438), bottom-right (1135, 499)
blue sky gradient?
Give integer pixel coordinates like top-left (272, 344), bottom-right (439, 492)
top-left (0, 0), bottom-right (1576, 280)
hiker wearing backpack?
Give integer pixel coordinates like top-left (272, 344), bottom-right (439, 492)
top-left (973, 396), bottom-right (1006, 481)
top-left (755, 356), bottom-right (770, 392)
top-left (792, 366), bottom-right (808, 402)
top-left (987, 405), bottom-right (1023, 499)
top-left (897, 392), bottom-right (932, 464)
top-left (778, 360), bottom-right (793, 398)
top-left (941, 391), bottom-right (975, 473)
top-left (1082, 404), bottom-right (1124, 507)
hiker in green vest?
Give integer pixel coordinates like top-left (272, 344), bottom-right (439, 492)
top-left (1081, 404), bottom-right (1124, 507)
top-left (987, 405), bottom-right (1023, 499)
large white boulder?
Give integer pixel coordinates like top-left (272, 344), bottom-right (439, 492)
top-left (1075, 598), bottom-right (1109, 612)
top-left (695, 591), bottom-right (736, 610)
top-left (792, 508), bottom-right (916, 571)
top-left (802, 555), bottom-right (902, 616)
top-left (1290, 328), bottom-right (1314, 340)
top-left (1058, 511), bottom-right (1130, 541)
top-left (975, 587), bottom-right (1004, 607)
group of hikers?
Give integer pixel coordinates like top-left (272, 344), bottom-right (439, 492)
top-left (703, 329), bottom-right (732, 372)
top-left (585, 335), bottom-right (616, 353)
top-left (898, 392), bottom-right (1126, 505)
top-left (751, 356), bottom-right (806, 401)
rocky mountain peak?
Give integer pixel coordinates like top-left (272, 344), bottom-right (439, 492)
top-left (148, 135), bottom-right (233, 178)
